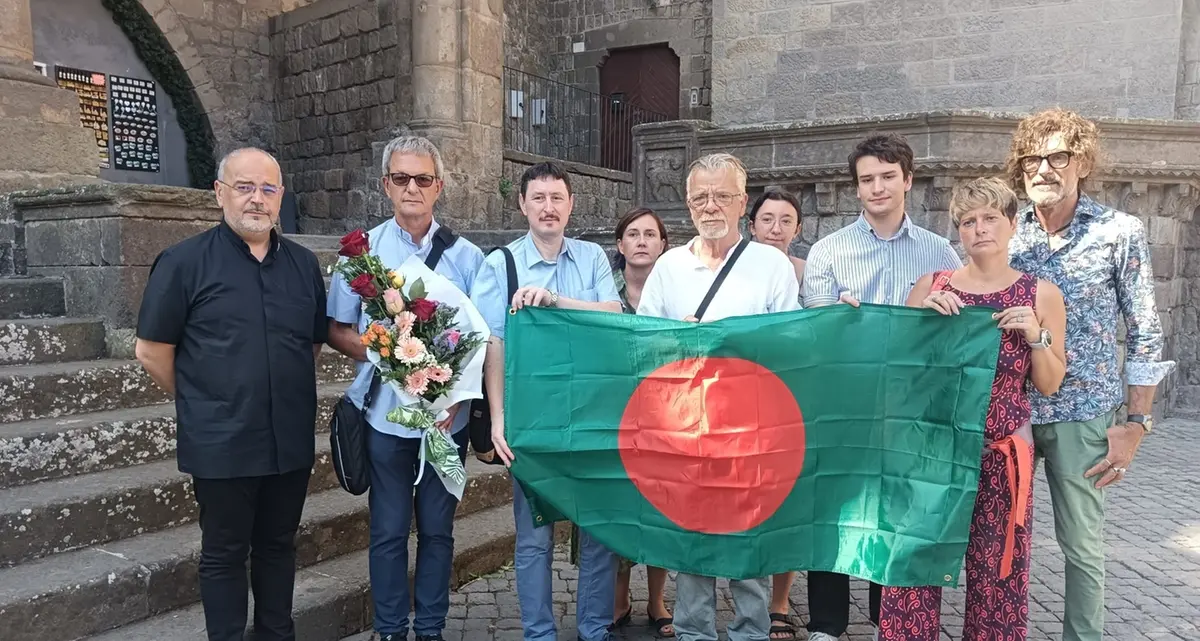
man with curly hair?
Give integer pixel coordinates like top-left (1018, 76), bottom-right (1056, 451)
top-left (1005, 109), bottom-right (1175, 641)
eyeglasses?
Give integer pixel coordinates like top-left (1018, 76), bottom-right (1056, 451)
top-left (388, 173), bottom-right (438, 188)
top-left (687, 192), bottom-right (742, 208)
top-left (1018, 151), bottom-right (1073, 174)
top-left (218, 180), bottom-right (281, 197)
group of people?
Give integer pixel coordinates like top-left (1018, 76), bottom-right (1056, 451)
top-left (135, 106), bottom-right (1172, 641)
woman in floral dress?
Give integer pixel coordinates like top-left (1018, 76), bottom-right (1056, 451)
top-left (878, 177), bottom-right (1068, 641)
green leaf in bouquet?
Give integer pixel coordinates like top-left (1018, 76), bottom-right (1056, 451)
top-left (426, 431), bottom-right (467, 486)
top-left (408, 278), bottom-right (427, 301)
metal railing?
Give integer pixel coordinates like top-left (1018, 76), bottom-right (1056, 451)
top-left (502, 66), bottom-right (672, 173)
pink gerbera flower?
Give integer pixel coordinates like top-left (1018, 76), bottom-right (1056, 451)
top-left (397, 336), bottom-right (427, 364)
top-left (393, 311), bottom-right (417, 337)
top-left (427, 365), bottom-right (452, 383)
top-left (404, 369), bottom-right (429, 396)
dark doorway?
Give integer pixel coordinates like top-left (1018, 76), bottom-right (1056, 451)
top-left (599, 45), bottom-right (680, 172)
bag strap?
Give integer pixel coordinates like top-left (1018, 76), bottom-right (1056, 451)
top-left (489, 246), bottom-right (519, 304)
top-left (694, 237), bottom-right (751, 321)
top-left (361, 369), bottom-right (382, 414)
top-left (424, 225), bottom-right (459, 270)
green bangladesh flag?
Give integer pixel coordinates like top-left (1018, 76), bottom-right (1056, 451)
top-left (504, 304), bottom-right (1001, 587)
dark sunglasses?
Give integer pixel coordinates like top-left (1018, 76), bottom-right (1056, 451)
top-left (1018, 151), bottom-right (1073, 174)
top-left (387, 173), bottom-right (437, 188)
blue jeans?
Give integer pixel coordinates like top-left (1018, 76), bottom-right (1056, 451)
top-left (512, 478), bottom-right (616, 641)
top-left (368, 426), bottom-right (468, 636)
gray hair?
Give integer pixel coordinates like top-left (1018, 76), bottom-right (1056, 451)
top-left (380, 135), bottom-right (444, 178)
top-left (686, 153), bottom-right (748, 194)
top-left (217, 147), bottom-right (281, 182)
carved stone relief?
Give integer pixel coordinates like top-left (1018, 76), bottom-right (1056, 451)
top-left (644, 149), bottom-right (685, 204)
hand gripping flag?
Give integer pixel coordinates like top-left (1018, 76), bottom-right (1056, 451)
top-left (504, 304), bottom-right (1000, 587)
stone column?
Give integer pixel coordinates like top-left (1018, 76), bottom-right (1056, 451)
top-left (0, 0), bottom-right (99, 191)
top-left (407, 0), bottom-right (502, 229)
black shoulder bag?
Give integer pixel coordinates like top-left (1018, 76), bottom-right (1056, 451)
top-left (693, 237), bottom-right (750, 321)
top-left (329, 226), bottom-right (459, 495)
top-left (467, 246), bottom-right (518, 465)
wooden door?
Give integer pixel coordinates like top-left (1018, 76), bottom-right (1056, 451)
top-left (599, 45), bottom-right (680, 172)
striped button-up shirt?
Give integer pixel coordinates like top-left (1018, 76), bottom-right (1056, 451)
top-left (802, 214), bottom-right (962, 307)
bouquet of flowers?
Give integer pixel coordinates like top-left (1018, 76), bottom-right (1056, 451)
top-left (332, 228), bottom-right (489, 499)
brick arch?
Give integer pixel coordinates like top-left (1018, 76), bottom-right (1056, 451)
top-left (102, 0), bottom-right (218, 186)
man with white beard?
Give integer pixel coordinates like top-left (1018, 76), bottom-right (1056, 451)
top-left (638, 153), bottom-right (800, 641)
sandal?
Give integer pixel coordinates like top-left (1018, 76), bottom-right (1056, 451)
top-left (647, 607), bottom-right (674, 638)
top-left (769, 613), bottom-right (798, 640)
top-left (612, 606), bottom-right (632, 628)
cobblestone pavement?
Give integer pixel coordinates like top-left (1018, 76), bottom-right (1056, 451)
top-left (431, 420), bottom-right (1200, 640)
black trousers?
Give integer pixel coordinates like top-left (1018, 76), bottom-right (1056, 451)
top-left (806, 571), bottom-right (881, 637)
top-left (192, 468), bottom-right (311, 641)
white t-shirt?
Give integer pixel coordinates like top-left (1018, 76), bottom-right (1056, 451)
top-left (639, 236), bottom-right (802, 322)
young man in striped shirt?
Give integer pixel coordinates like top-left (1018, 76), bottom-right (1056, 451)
top-left (799, 134), bottom-right (962, 641)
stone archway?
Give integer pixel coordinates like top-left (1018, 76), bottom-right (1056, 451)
top-left (97, 0), bottom-right (218, 186)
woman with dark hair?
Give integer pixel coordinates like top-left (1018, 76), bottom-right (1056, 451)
top-left (571, 207), bottom-right (674, 636)
top-left (747, 188), bottom-right (805, 639)
top-left (749, 189), bottom-right (806, 290)
top-left (611, 206), bottom-right (669, 312)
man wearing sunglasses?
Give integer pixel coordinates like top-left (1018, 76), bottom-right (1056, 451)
top-left (326, 136), bottom-right (485, 641)
top-left (135, 148), bottom-right (328, 641)
top-left (1006, 109), bottom-right (1173, 641)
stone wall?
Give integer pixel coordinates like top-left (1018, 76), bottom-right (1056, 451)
top-left (633, 113), bottom-right (1200, 416)
top-left (501, 150), bottom-right (633, 232)
top-left (713, 0), bottom-right (1185, 125)
top-left (139, 0), bottom-right (310, 155)
top-left (545, 0), bottom-right (712, 121)
top-left (270, 0), bottom-right (408, 234)
top-left (505, 0), bottom-right (555, 78)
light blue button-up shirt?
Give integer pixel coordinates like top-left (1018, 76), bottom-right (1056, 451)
top-left (327, 218), bottom-right (485, 438)
top-left (802, 214), bottom-right (962, 307)
top-left (469, 232), bottom-right (620, 339)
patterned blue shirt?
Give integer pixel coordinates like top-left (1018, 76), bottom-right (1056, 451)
top-left (327, 218), bottom-right (485, 438)
top-left (802, 214), bottom-right (963, 307)
top-left (469, 232), bottom-right (620, 340)
top-left (1009, 193), bottom-right (1174, 424)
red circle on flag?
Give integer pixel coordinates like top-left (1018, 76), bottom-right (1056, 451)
top-left (618, 357), bottom-right (806, 534)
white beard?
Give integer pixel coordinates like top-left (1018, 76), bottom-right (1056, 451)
top-left (696, 219), bottom-right (728, 240)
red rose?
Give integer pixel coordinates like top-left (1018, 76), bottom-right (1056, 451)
top-left (349, 273), bottom-right (379, 299)
top-left (409, 298), bottom-right (438, 321)
top-left (338, 229), bottom-right (370, 257)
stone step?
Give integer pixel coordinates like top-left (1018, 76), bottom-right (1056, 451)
top-left (81, 503), bottom-right (528, 641)
top-left (0, 436), bottom-right (339, 568)
top-left (0, 277), bottom-right (66, 319)
top-left (0, 317), bottom-right (106, 366)
top-left (0, 383), bottom-right (346, 489)
top-left (0, 348), bottom-right (356, 423)
top-left (289, 234), bottom-right (342, 273)
top-left (1, 466), bottom-right (514, 641)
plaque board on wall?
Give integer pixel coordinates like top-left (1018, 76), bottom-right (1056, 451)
top-left (54, 65), bottom-right (110, 169)
top-left (109, 75), bottom-right (160, 173)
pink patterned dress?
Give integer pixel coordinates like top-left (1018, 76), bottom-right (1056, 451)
top-left (879, 271), bottom-right (1037, 641)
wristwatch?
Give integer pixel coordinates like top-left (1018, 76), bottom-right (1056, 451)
top-left (1027, 328), bottom-right (1052, 350)
top-left (548, 290), bottom-right (559, 307)
top-left (1127, 414), bottom-right (1153, 434)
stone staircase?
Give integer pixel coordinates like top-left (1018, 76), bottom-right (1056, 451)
top-left (0, 236), bottom-right (522, 641)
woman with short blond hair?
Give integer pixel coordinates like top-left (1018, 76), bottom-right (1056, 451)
top-left (878, 177), bottom-right (1067, 641)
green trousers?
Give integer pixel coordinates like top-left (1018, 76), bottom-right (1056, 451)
top-left (1032, 410), bottom-right (1113, 641)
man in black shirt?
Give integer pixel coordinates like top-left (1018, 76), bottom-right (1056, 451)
top-left (135, 147), bottom-right (328, 641)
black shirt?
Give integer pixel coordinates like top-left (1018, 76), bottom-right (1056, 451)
top-left (137, 220), bottom-right (329, 479)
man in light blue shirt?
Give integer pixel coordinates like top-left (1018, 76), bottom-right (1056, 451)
top-left (470, 161), bottom-right (622, 641)
top-left (799, 134), bottom-right (962, 641)
top-left (326, 136), bottom-right (484, 641)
